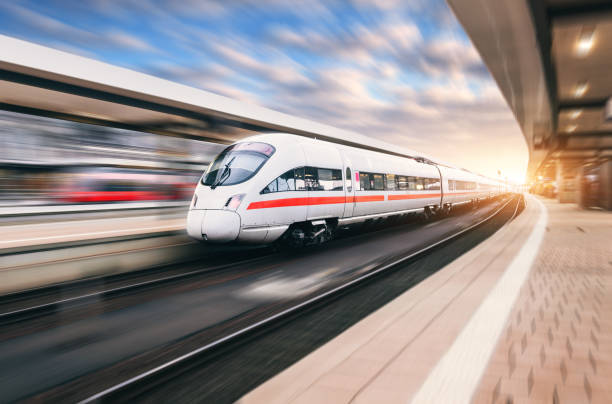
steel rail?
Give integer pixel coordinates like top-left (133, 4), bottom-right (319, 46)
top-left (0, 254), bottom-right (272, 324)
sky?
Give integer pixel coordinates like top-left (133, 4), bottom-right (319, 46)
top-left (0, 0), bottom-right (528, 183)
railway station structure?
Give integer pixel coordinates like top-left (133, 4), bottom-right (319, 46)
top-left (0, 1), bottom-right (611, 402)
top-left (449, 0), bottom-right (612, 210)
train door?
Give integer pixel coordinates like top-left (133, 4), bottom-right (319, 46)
top-left (343, 166), bottom-right (355, 217)
top-left (304, 142), bottom-right (344, 221)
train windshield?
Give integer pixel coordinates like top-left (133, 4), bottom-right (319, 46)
top-left (202, 142), bottom-right (275, 187)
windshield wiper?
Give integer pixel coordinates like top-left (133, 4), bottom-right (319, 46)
top-left (210, 157), bottom-right (235, 189)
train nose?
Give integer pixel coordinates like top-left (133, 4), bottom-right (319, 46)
top-left (186, 209), bottom-right (241, 242)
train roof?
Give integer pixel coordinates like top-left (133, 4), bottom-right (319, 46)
top-left (239, 132), bottom-right (505, 182)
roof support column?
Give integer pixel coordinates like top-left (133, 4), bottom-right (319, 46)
top-left (555, 159), bottom-right (578, 203)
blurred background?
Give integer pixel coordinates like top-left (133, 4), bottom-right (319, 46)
top-left (0, 0), bottom-right (529, 210)
top-left (0, 110), bottom-right (223, 208)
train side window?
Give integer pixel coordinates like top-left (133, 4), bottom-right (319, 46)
top-left (386, 174), bottom-right (396, 190)
top-left (359, 172), bottom-right (371, 190)
top-left (261, 169), bottom-right (292, 193)
top-left (404, 176), bottom-right (414, 190)
top-left (416, 177), bottom-right (425, 190)
top-left (318, 168), bottom-right (343, 191)
top-left (396, 175), bottom-right (407, 191)
top-left (345, 167), bottom-right (352, 192)
top-left (305, 166), bottom-right (320, 191)
top-left (262, 168), bottom-right (304, 194)
top-left (294, 167), bottom-right (306, 191)
top-left (372, 174), bottom-right (384, 190)
top-left (261, 178), bottom-right (278, 194)
top-left (332, 169), bottom-right (343, 190)
top-left (277, 170), bottom-right (295, 192)
top-left (426, 178), bottom-right (441, 190)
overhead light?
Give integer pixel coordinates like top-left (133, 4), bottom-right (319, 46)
top-left (569, 109), bottom-right (582, 119)
top-left (575, 27), bottom-right (595, 57)
top-left (566, 124), bottom-right (577, 133)
top-left (574, 81), bottom-right (589, 97)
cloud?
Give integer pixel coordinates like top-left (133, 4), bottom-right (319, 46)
top-left (418, 37), bottom-right (486, 79)
top-left (1, 2), bottom-right (157, 54)
top-left (267, 20), bottom-right (422, 63)
top-left (105, 31), bottom-right (155, 52)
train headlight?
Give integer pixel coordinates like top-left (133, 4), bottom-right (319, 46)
top-left (224, 194), bottom-right (245, 211)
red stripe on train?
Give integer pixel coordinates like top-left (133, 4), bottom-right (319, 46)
top-left (247, 195), bottom-right (385, 210)
top-left (387, 193), bottom-right (441, 201)
top-left (350, 195), bottom-right (385, 203)
top-left (245, 193), bottom-right (449, 210)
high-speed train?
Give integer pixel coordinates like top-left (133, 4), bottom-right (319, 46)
top-left (187, 133), bottom-right (508, 245)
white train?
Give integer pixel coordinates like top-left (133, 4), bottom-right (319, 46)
top-left (187, 133), bottom-right (508, 245)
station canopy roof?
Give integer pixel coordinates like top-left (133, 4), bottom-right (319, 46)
top-left (0, 35), bottom-right (436, 164)
top-left (449, 0), bottom-right (612, 178)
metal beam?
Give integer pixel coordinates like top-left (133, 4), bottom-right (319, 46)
top-left (0, 69), bottom-right (267, 134)
top-left (558, 98), bottom-right (607, 110)
top-left (527, 0), bottom-right (558, 132)
top-left (558, 131), bottom-right (612, 138)
top-left (0, 102), bottom-right (233, 144)
top-left (549, 1), bottom-right (612, 22)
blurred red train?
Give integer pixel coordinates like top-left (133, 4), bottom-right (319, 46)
top-left (56, 167), bottom-right (198, 203)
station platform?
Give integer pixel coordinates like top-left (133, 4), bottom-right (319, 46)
top-left (0, 209), bottom-right (185, 251)
top-left (239, 195), bottom-right (612, 404)
top-left (0, 208), bottom-right (189, 293)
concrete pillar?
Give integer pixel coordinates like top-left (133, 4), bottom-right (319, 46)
top-left (576, 165), bottom-right (588, 209)
top-left (556, 160), bottom-right (578, 203)
top-left (599, 160), bottom-right (612, 210)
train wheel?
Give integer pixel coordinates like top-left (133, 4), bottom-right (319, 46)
top-left (421, 206), bottom-right (435, 221)
top-left (280, 221), bottom-right (335, 248)
top-left (278, 227), bottom-right (305, 249)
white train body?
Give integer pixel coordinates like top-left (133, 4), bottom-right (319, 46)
top-left (187, 133), bottom-right (508, 244)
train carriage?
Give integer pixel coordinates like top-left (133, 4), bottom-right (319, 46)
top-left (187, 133), bottom-right (508, 245)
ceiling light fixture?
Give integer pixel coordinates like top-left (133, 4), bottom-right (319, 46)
top-left (570, 109), bottom-right (582, 119)
top-left (574, 81), bottom-right (589, 98)
top-left (575, 27), bottom-right (595, 57)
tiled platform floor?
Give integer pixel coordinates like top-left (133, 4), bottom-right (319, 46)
top-left (474, 199), bottom-right (612, 404)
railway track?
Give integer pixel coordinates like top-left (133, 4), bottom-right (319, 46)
top-left (0, 248), bottom-right (272, 327)
top-left (0, 197), bottom-right (507, 327)
top-left (77, 194), bottom-right (522, 403)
